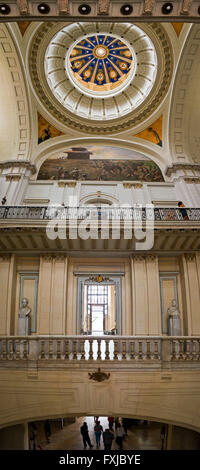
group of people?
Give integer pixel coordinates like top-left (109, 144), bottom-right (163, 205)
top-left (80, 416), bottom-right (128, 450)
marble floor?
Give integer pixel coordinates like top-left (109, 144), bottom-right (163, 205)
top-left (34, 416), bottom-right (200, 451)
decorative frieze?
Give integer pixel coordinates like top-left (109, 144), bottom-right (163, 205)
top-left (17, 0), bottom-right (29, 15)
top-left (180, 0), bottom-right (193, 15)
top-left (185, 253), bottom-right (196, 262)
top-left (98, 0), bottom-right (110, 15)
top-left (0, 161), bottom-right (36, 175)
top-left (166, 164), bottom-right (200, 177)
top-left (57, 0), bottom-right (69, 14)
top-left (143, 0), bottom-right (155, 15)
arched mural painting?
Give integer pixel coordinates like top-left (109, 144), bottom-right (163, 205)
top-left (37, 146), bottom-right (164, 182)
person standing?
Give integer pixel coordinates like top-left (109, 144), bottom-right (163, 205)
top-left (108, 416), bottom-right (114, 430)
top-left (44, 419), bottom-right (51, 443)
top-left (94, 420), bottom-right (103, 447)
top-left (103, 428), bottom-right (114, 450)
top-left (115, 423), bottom-right (125, 450)
top-left (80, 422), bottom-right (93, 449)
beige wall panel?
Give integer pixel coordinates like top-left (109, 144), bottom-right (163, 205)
top-left (16, 258), bottom-right (40, 272)
top-left (0, 260), bottom-right (10, 334)
top-left (132, 257), bottom-right (148, 335)
top-left (161, 279), bottom-right (176, 333)
top-left (146, 256), bottom-right (161, 335)
top-left (0, 370), bottom-right (200, 433)
top-left (186, 256), bottom-right (200, 335)
top-left (158, 258), bottom-right (180, 272)
top-left (37, 258), bottom-right (52, 334)
top-left (50, 258), bottom-right (67, 335)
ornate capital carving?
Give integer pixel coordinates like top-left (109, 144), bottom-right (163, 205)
top-left (123, 183), bottom-right (132, 189)
top-left (58, 181), bottom-right (67, 188)
top-left (67, 182), bottom-right (76, 188)
top-left (185, 253), bottom-right (196, 262)
top-left (0, 161), bottom-right (36, 175)
top-left (133, 183), bottom-right (143, 189)
top-left (6, 174), bottom-right (21, 182)
top-left (184, 177), bottom-right (200, 184)
top-left (132, 255), bottom-right (145, 262)
top-left (146, 254), bottom-right (157, 262)
top-left (0, 255), bottom-right (11, 262)
top-left (165, 163), bottom-right (200, 177)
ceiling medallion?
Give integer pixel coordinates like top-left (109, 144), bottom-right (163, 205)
top-left (67, 34), bottom-right (134, 96)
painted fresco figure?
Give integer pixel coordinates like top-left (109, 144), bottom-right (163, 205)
top-left (167, 299), bottom-right (181, 336)
top-left (18, 298), bottom-right (31, 336)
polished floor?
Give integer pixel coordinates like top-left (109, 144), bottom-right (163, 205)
top-left (33, 416), bottom-right (200, 451)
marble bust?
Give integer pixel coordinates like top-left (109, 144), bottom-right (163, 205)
top-left (18, 298), bottom-right (31, 336)
top-left (167, 299), bottom-right (181, 336)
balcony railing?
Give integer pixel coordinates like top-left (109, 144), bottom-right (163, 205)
top-left (0, 336), bottom-right (200, 363)
top-left (0, 206), bottom-right (200, 222)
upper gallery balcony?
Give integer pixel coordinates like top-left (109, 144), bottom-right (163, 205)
top-left (0, 335), bottom-right (200, 371)
top-left (0, 206), bottom-right (199, 252)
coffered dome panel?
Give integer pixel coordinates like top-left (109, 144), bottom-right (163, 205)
top-left (29, 22), bottom-right (173, 133)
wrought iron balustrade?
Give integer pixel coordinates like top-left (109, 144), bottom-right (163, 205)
top-left (0, 206), bottom-right (200, 222)
top-left (0, 336), bottom-right (199, 363)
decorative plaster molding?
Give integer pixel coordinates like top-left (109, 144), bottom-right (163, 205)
top-left (88, 368), bottom-right (110, 382)
top-left (0, 160), bottom-right (36, 174)
top-left (57, 0), bottom-right (69, 14)
top-left (133, 183), bottom-right (143, 189)
top-left (0, 255), bottom-right (11, 262)
top-left (185, 253), bottom-right (196, 261)
top-left (17, 0), bottom-right (29, 15)
top-left (180, 0), bottom-right (193, 15)
top-left (143, 0), bottom-right (155, 15)
top-left (57, 182), bottom-right (68, 188)
top-left (6, 174), bottom-right (21, 182)
top-left (0, 24), bottom-right (30, 160)
top-left (98, 0), bottom-right (110, 15)
top-left (123, 183), bottom-right (133, 189)
top-left (29, 22), bottom-right (172, 134)
top-left (166, 164), bottom-right (200, 177)
top-left (184, 177), bottom-right (200, 184)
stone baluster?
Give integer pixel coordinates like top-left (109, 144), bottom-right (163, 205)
top-left (56, 339), bottom-right (61, 359)
top-left (64, 339), bottom-right (69, 360)
top-left (130, 340), bottom-right (135, 360)
top-left (88, 339), bottom-right (93, 361)
top-left (142, 340), bottom-right (147, 360)
top-left (49, 340), bottom-right (53, 359)
top-left (179, 339), bottom-right (184, 360)
top-left (60, 340), bottom-right (65, 360)
top-left (121, 340), bottom-right (126, 360)
top-left (138, 340), bottom-right (143, 360)
top-left (53, 339), bottom-right (57, 359)
top-left (113, 340), bottom-right (119, 360)
top-left (79, 338), bottom-right (85, 360)
top-left (23, 340), bottom-right (28, 359)
top-left (97, 339), bottom-right (101, 360)
top-left (8, 339), bottom-right (14, 360)
top-left (15, 339), bottom-right (21, 360)
top-left (185, 339), bottom-right (192, 360)
top-left (44, 339), bottom-right (49, 359)
top-left (72, 340), bottom-right (78, 360)
top-left (39, 340), bottom-right (45, 359)
top-left (105, 339), bottom-right (110, 360)
top-left (154, 340), bottom-right (160, 360)
top-left (146, 340), bottom-right (151, 359)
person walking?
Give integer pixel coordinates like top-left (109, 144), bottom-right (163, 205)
top-left (94, 420), bottom-right (103, 447)
top-left (115, 423), bottom-right (125, 450)
top-left (80, 422), bottom-right (93, 449)
top-left (108, 416), bottom-right (114, 430)
top-left (103, 428), bottom-right (114, 450)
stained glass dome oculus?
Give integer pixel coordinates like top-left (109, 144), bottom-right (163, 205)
top-left (44, 23), bottom-right (160, 121)
top-left (66, 34), bottom-right (136, 97)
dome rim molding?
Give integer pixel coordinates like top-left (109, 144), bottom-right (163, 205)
top-left (28, 21), bottom-right (173, 134)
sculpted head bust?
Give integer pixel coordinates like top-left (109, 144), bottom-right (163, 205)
top-left (167, 299), bottom-right (180, 317)
top-left (19, 298), bottom-right (31, 317)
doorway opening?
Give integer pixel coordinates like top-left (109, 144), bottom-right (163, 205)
top-left (83, 284), bottom-right (116, 335)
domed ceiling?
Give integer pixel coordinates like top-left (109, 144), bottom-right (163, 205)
top-left (29, 22), bottom-right (173, 133)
